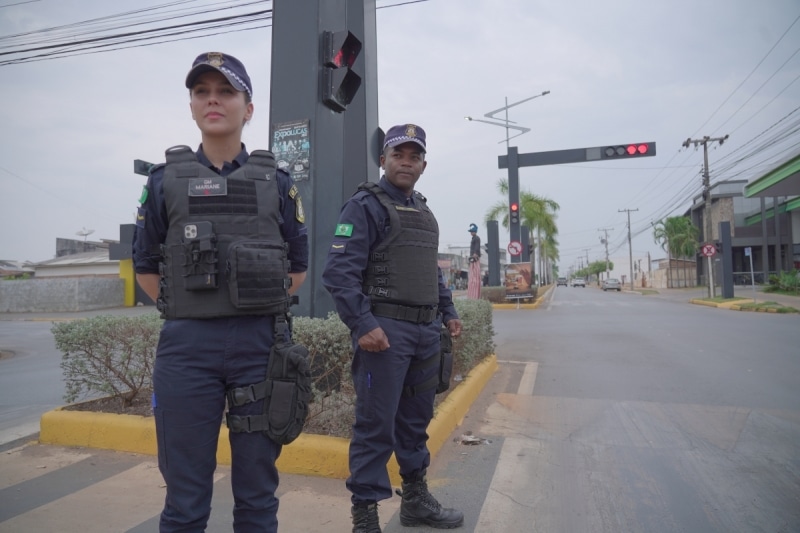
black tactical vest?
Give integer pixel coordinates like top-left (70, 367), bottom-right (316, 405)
top-left (158, 145), bottom-right (291, 319)
top-left (359, 182), bottom-right (439, 306)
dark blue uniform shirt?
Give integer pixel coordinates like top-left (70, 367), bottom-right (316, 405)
top-left (322, 177), bottom-right (457, 339)
top-left (133, 144), bottom-right (308, 275)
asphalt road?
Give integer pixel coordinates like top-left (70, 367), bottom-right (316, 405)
top-left (429, 286), bottom-right (800, 532)
top-left (1, 290), bottom-right (799, 532)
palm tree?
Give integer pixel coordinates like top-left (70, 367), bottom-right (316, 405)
top-left (485, 178), bottom-right (559, 284)
top-left (653, 216), bottom-right (699, 287)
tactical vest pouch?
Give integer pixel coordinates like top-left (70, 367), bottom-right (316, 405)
top-left (225, 315), bottom-right (312, 445)
top-left (227, 240), bottom-right (291, 313)
top-left (403, 325), bottom-right (454, 397)
top-left (437, 328), bottom-right (454, 394)
top-left (263, 340), bottom-right (312, 444)
top-left (181, 221), bottom-right (218, 291)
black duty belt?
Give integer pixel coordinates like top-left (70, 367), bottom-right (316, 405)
top-left (371, 303), bottom-right (438, 324)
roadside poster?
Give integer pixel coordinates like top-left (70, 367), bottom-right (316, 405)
top-left (504, 263), bottom-right (534, 299)
top-left (271, 119), bottom-right (311, 182)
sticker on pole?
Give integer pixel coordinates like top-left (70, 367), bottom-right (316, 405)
top-left (507, 241), bottom-right (522, 256)
top-left (701, 243), bottom-right (716, 257)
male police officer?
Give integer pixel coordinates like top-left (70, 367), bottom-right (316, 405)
top-left (322, 124), bottom-right (464, 532)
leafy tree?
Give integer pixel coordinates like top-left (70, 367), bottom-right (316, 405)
top-left (485, 178), bottom-right (560, 284)
top-left (653, 216), bottom-right (699, 287)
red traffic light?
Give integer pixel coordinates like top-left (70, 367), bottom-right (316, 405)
top-left (321, 30), bottom-right (363, 112)
top-left (510, 202), bottom-right (519, 212)
top-left (602, 142), bottom-right (655, 159)
top-left (510, 202), bottom-right (520, 224)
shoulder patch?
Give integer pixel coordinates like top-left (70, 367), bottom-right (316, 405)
top-left (329, 242), bottom-right (346, 254)
top-left (138, 185), bottom-right (149, 204)
top-left (334, 223), bottom-right (353, 237)
top-left (294, 195), bottom-right (305, 223)
top-left (288, 184), bottom-right (299, 199)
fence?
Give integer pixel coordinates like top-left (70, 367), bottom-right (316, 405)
top-left (0, 278), bottom-right (124, 312)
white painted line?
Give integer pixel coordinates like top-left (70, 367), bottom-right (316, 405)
top-left (517, 362), bottom-right (538, 396)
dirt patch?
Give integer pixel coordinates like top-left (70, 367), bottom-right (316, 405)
top-left (62, 392), bottom-right (154, 418)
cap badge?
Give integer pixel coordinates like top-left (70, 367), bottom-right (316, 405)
top-left (405, 124), bottom-right (417, 138)
top-left (207, 52), bottom-right (224, 67)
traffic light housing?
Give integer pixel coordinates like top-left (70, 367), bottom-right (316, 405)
top-left (510, 202), bottom-right (520, 225)
top-left (601, 142), bottom-right (656, 159)
top-left (321, 30), bottom-right (362, 112)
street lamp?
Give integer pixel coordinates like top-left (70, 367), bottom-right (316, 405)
top-left (464, 90), bottom-right (550, 148)
top-left (465, 90), bottom-right (551, 262)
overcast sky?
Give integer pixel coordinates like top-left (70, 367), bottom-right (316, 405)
top-left (1, 0), bottom-right (799, 273)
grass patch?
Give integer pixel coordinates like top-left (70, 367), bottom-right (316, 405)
top-left (736, 301), bottom-right (798, 313)
top-left (636, 289), bottom-right (659, 296)
top-left (700, 296), bottom-right (749, 303)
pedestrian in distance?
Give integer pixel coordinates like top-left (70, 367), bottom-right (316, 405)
top-left (322, 123), bottom-right (465, 532)
top-left (132, 51), bottom-right (309, 532)
top-left (467, 223), bottom-right (481, 299)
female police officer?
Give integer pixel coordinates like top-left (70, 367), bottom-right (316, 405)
top-left (132, 52), bottom-right (308, 532)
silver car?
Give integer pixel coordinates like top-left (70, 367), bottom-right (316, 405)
top-left (602, 278), bottom-right (621, 291)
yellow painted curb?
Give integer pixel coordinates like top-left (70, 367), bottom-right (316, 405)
top-left (39, 354), bottom-right (499, 483)
top-left (689, 299), bottom-right (719, 307)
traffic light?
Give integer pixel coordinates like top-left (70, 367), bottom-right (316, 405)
top-left (601, 142), bottom-right (656, 159)
top-left (321, 30), bottom-right (362, 112)
top-left (133, 159), bottom-right (154, 176)
top-left (510, 202), bottom-right (520, 225)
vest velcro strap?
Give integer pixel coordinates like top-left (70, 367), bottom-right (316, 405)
top-left (403, 372), bottom-right (439, 398)
top-left (226, 412), bottom-right (270, 433)
top-left (408, 352), bottom-right (441, 373)
top-left (226, 379), bottom-right (271, 407)
top-left (214, 223), bottom-right (259, 235)
top-left (371, 303), bottom-right (438, 324)
top-left (371, 252), bottom-right (388, 261)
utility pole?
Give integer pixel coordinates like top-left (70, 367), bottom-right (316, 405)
top-left (619, 208), bottom-right (638, 291)
top-left (598, 227), bottom-right (613, 281)
top-left (582, 248), bottom-right (591, 275)
top-left (682, 134), bottom-right (729, 298)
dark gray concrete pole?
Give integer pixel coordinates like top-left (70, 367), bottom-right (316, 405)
top-left (269, 0), bottom-right (377, 318)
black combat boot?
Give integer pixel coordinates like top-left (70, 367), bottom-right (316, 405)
top-left (351, 502), bottom-right (381, 533)
top-left (397, 474), bottom-right (464, 529)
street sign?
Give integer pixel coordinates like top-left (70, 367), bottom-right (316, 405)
top-left (507, 240), bottom-right (522, 256)
top-left (744, 246), bottom-right (751, 257)
top-left (702, 243), bottom-right (716, 257)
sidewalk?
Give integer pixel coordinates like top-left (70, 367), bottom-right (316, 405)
top-left (648, 286), bottom-right (800, 310)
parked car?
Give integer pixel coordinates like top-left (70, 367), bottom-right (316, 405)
top-left (602, 278), bottom-right (621, 291)
top-left (557, 277), bottom-right (568, 287)
top-left (571, 278), bottom-right (586, 287)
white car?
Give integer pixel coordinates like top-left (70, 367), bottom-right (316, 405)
top-left (571, 278), bottom-right (585, 287)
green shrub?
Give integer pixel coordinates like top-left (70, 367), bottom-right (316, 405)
top-left (53, 313), bottom-right (162, 407)
top-left (52, 304), bottom-right (496, 439)
top-left (764, 269), bottom-right (800, 294)
top-left (452, 299), bottom-right (495, 375)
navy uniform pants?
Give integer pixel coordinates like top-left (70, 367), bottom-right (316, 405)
top-left (347, 316), bottom-right (441, 504)
top-left (153, 316), bottom-right (282, 533)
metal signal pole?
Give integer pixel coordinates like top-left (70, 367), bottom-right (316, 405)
top-left (619, 208), bottom-right (638, 291)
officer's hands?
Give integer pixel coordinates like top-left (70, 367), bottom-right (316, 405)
top-left (445, 319), bottom-right (462, 338)
top-left (358, 327), bottom-right (390, 352)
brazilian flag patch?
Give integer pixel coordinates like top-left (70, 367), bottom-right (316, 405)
top-left (138, 185), bottom-right (149, 205)
top-left (334, 223), bottom-right (353, 237)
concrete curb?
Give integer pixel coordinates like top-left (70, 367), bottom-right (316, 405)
top-left (39, 354), bottom-right (498, 485)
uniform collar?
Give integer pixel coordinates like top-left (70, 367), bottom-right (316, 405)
top-left (196, 144), bottom-right (249, 175)
top-left (379, 176), bottom-right (416, 205)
